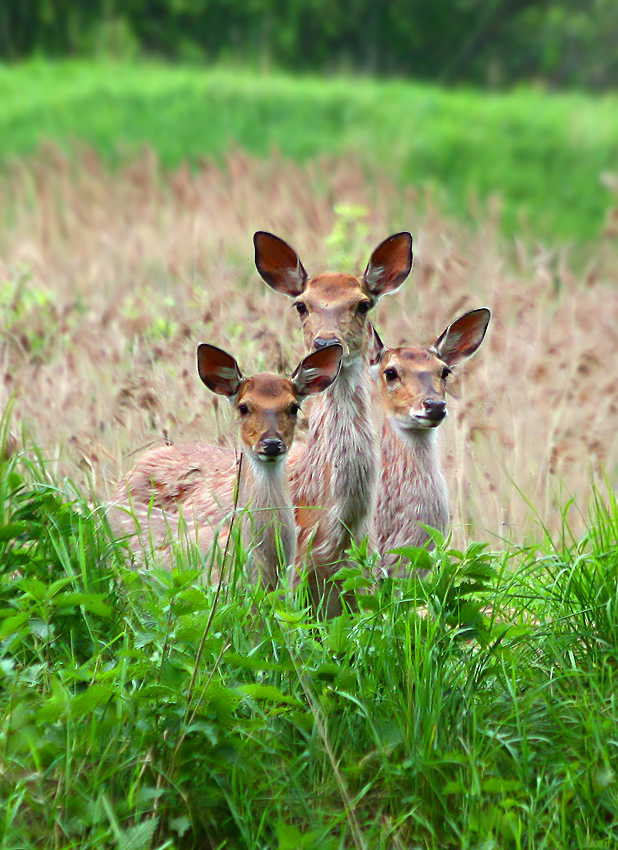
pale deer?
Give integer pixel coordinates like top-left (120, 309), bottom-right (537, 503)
top-left (253, 231), bottom-right (413, 614)
top-left (113, 343), bottom-right (343, 589)
top-left (372, 308), bottom-right (491, 576)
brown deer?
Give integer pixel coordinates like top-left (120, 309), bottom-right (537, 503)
top-left (253, 231), bottom-right (413, 614)
top-left (113, 342), bottom-right (343, 589)
top-left (371, 308), bottom-right (491, 576)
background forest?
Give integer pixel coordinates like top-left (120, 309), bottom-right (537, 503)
top-left (2, 0), bottom-right (618, 89)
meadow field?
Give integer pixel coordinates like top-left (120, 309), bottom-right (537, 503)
top-left (2, 61), bottom-right (618, 242)
top-left (1, 62), bottom-right (618, 849)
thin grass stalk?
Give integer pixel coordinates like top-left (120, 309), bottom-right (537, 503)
top-left (150, 451), bottom-right (243, 844)
top-left (281, 622), bottom-right (368, 850)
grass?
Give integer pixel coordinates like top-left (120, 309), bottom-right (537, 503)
top-left (2, 446), bottom-right (618, 849)
top-left (0, 123), bottom-right (617, 845)
top-left (1, 59), bottom-right (618, 242)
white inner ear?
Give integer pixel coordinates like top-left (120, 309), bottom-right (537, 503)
top-left (364, 263), bottom-right (385, 287)
top-left (215, 365), bottom-right (242, 382)
top-left (289, 260), bottom-right (306, 289)
top-left (434, 328), bottom-right (462, 360)
top-left (295, 365), bottom-right (323, 391)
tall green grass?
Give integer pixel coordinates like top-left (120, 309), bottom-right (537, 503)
top-left (2, 439), bottom-right (618, 849)
top-left (1, 60), bottom-right (617, 242)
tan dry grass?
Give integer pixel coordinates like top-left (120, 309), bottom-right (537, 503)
top-left (1, 146), bottom-right (617, 548)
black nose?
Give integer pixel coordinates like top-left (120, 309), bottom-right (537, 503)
top-left (424, 399), bottom-right (447, 421)
top-left (261, 437), bottom-right (285, 457)
top-left (313, 337), bottom-right (340, 351)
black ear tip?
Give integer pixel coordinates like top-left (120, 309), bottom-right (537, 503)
top-left (254, 230), bottom-right (277, 244)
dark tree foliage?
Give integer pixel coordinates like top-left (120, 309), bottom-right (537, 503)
top-left (0, 0), bottom-right (616, 89)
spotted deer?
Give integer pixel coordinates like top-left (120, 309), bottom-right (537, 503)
top-left (113, 343), bottom-right (343, 588)
top-left (253, 231), bottom-right (413, 614)
top-left (372, 308), bottom-right (491, 575)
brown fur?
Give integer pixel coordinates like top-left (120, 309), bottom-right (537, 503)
top-left (373, 309), bottom-right (490, 574)
top-left (113, 345), bottom-right (342, 587)
top-left (254, 231), bottom-right (413, 614)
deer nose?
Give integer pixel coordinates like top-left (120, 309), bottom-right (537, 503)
top-left (313, 337), bottom-right (340, 351)
top-left (260, 436), bottom-right (286, 458)
top-left (423, 399), bottom-right (447, 421)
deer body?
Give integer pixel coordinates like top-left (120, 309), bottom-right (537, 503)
top-left (113, 344), bottom-right (342, 588)
top-left (254, 232), bottom-right (413, 613)
top-left (372, 309), bottom-right (491, 576)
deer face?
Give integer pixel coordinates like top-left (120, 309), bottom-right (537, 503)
top-left (233, 375), bottom-right (303, 462)
top-left (254, 231), bottom-right (413, 365)
top-left (291, 272), bottom-right (374, 359)
top-left (374, 308), bottom-right (491, 433)
top-left (377, 347), bottom-right (451, 432)
top-left (197, 343), bottom-right (344, 464)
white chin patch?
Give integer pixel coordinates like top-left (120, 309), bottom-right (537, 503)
top-left (256, 452), bottom-right (286, 462)
top-left (394, 410), bottom-right (441, 431)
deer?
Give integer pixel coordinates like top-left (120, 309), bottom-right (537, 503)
top-left (253, 230), bottom-right (413, 615)
top-left (112, 342), bottom-right (343, 589)
top-left (371, 308), bottom-right (491, 576)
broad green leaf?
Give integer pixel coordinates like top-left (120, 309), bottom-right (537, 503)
top-left (276, 823), bottom-right (320, 849)
top-left (171, 586), bottom-right (210, 615)
top-left (71, 684), bottom-right (116, 717)
top-left (0, 612), bottom-right (28, 639)
top-left (341, 574), bottom-right (372, 591)
top-left (52, 592), bottom-right (113, 617)
top-left (0, 521), bottom-right (29, 542)
top-left (389, 546), bottom-right (433, 572)
top-left (118, 816), bottom-right (157, 850)
top-left (237, 684), bottom-right (300, 705)
top-left (224, 651), bottom-right (294, 673)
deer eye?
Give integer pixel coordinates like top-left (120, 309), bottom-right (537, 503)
top-left (357, 300), bottom-right (372, 315)
top-left (294, 301), bottom-right (308, 316)
top-left (383, 367), bottom-right (398, 382)
top-left (441, 367), bottom-right (452, 381)
top-left (288, 403), bottom-right (301, 416)
top-left (237, 403), bottom-right (250, 416)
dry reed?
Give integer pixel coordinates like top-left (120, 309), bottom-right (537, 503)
top-left (1, 145), bottom-right (617, 548)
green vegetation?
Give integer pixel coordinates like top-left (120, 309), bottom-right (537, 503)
top-left (2, 444), bottom-right (618, 849)
top-left (2, 0), bottom-right (617, 91)
top-left (1, 61), bottom-right (617, 242)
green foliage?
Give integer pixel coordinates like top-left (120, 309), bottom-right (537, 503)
top-left (1, 1), bottom-right (617, 90)
top-left (1, 61), bottom-right (618, 243)
top-left (2, 447), bottom-right (618, 848)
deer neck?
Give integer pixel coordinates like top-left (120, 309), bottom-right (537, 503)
top-left (240, 454), bottom-right (297, 587)
top-left (291, 355), bottom-right (377, 558)
top-left (375, 418), bottom-right (449, 567)
top-left (386, 420), bottom-right (443, 481)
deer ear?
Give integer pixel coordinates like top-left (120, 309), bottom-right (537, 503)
top-left (368, 323), bottom-right (386, 366)
top-left (254, 231), bottom-right (308, 297)
top-left (291, 343), bottom-right (343, 398)
top-left (363, 232), bottom-right (413, 298)
top-left (432, 308), bottom-right (491, 366)
top-left (197, 344), bottom-right (243, 397)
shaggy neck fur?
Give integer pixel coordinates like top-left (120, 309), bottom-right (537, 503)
top-left (374, 419), bottom-right (449, 576)
top-left (289, 356), bottom-right (377, 604)
top-left (241, 454), bottom-right (297, 589)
